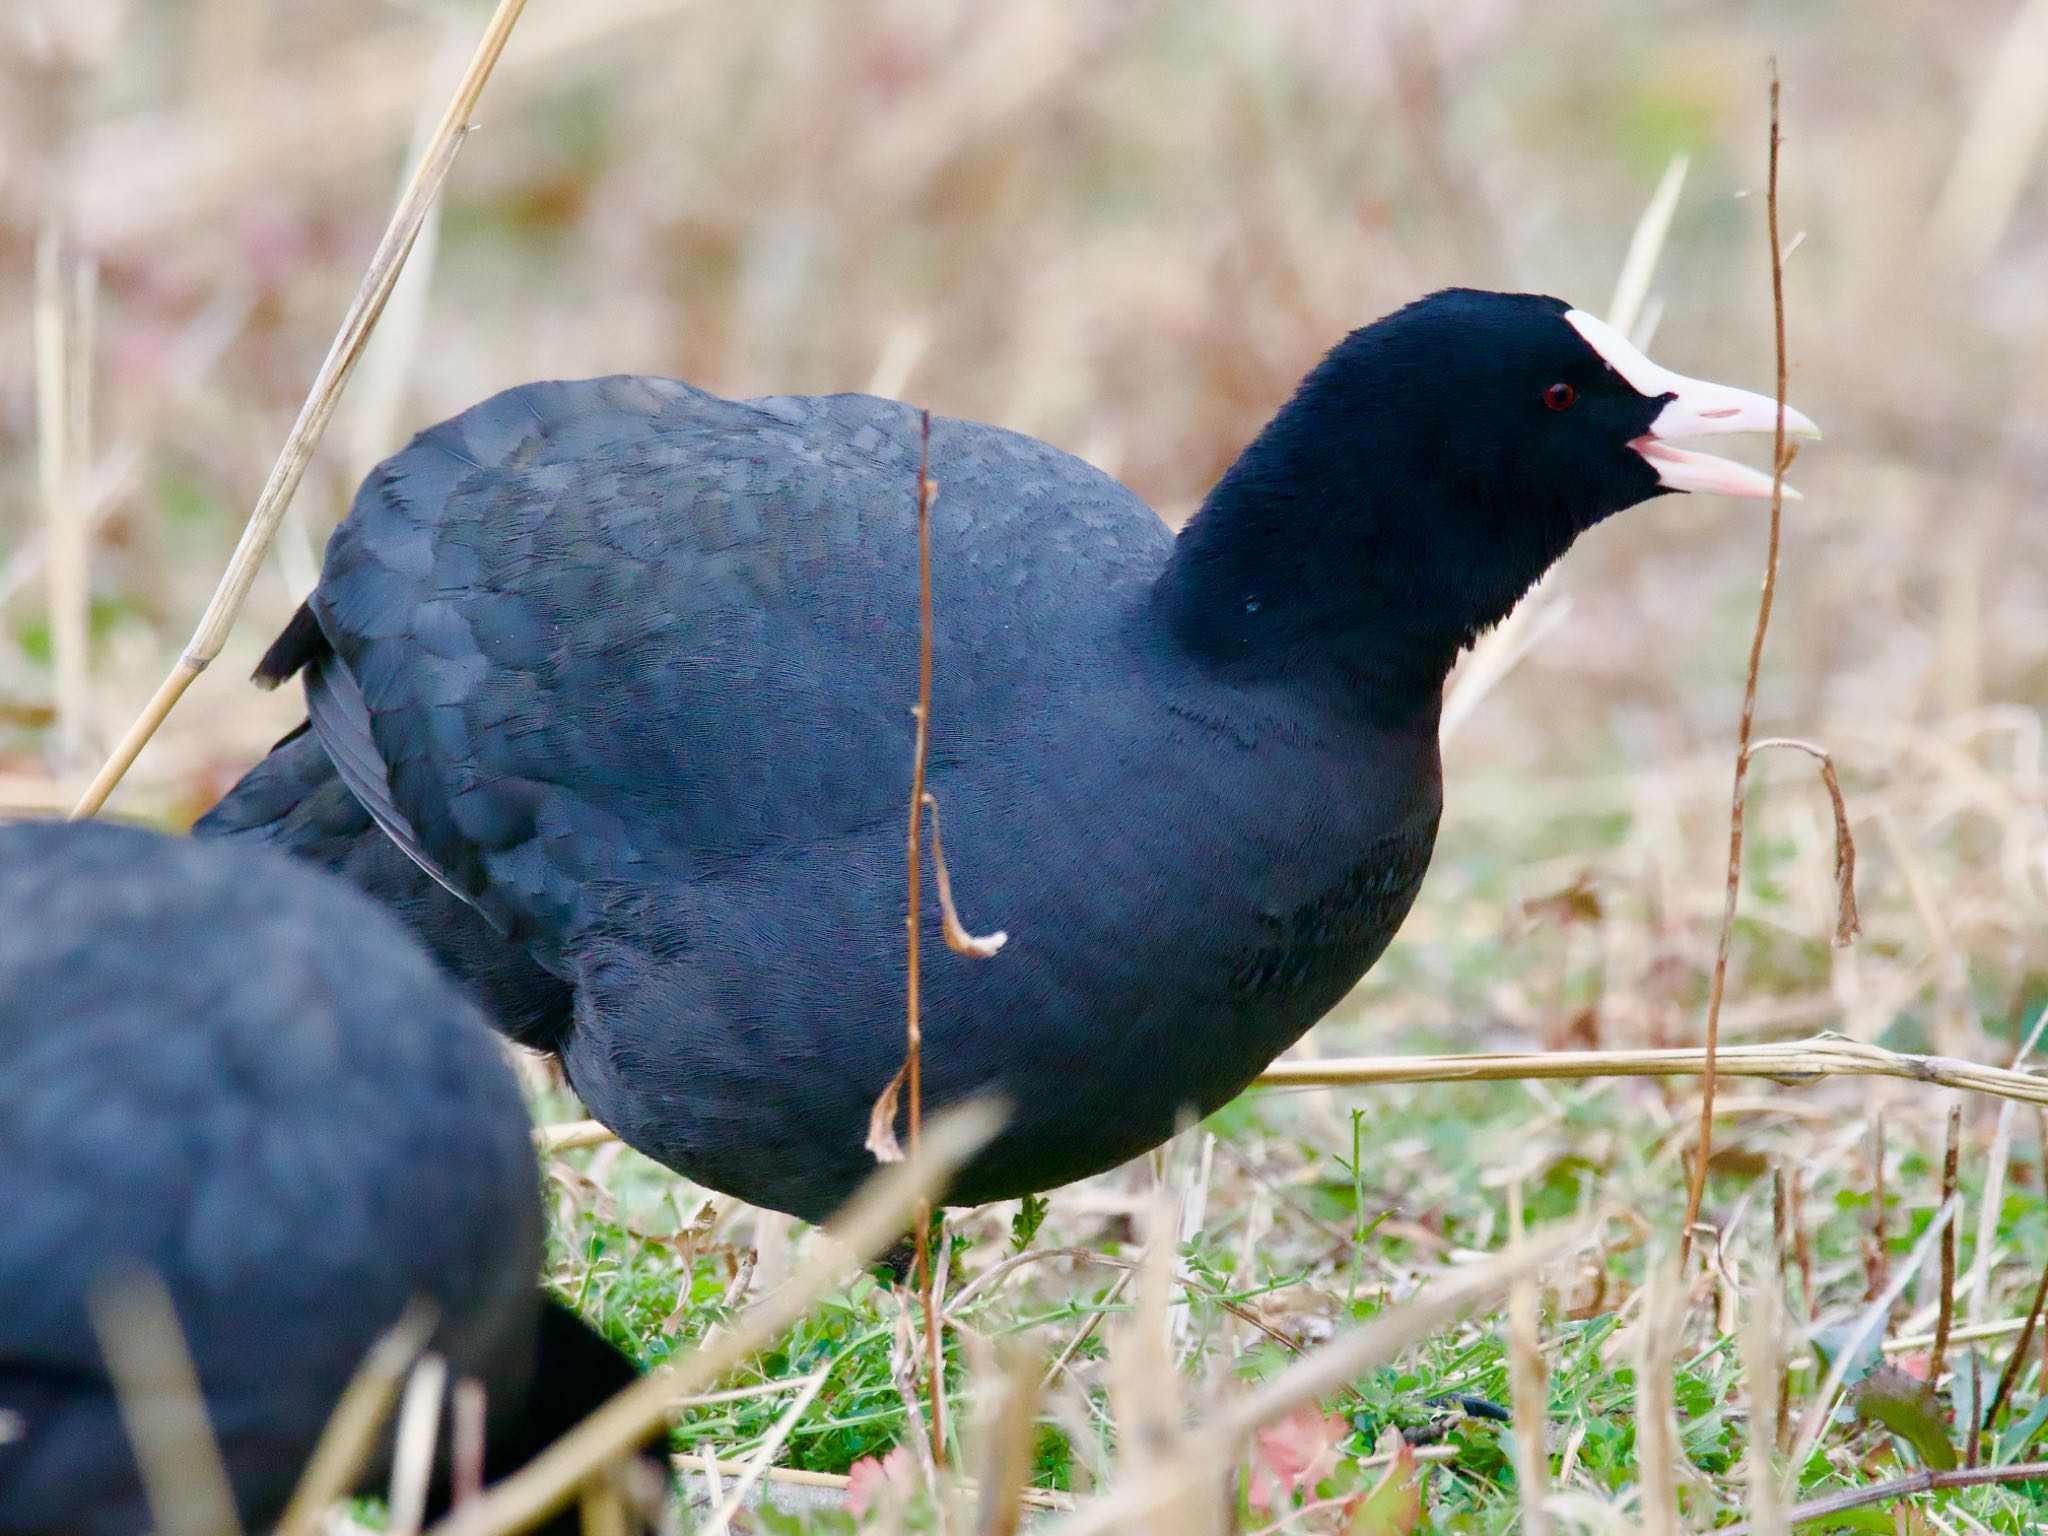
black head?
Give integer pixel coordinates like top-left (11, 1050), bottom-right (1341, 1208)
top-left (1160, 288), bottom-right (1818, 713)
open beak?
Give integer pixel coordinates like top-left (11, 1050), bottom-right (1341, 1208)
top-left (1565, 309), bottom-right (1821, 501)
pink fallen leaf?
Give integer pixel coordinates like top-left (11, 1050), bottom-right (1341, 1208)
top-left (845, 1445), bottom-right (918, 1515)
top-left (1248, 1407), bottom-right (1349, 1510)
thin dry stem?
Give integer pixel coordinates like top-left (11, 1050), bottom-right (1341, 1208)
top-left (1745, 738), bottom-right (1860, 945)
top-left (1932, 1102), bottom-right (1963, 1381)
top-left (897, 405), bottom-right (946, 1466)
top-left (69, 0), bottom-right (529, 819)
top-left (1980, 1239), bottom-right (2048, 1436)
top-left (35, 224), bottom-right (94, 775)
top-left (1504, 1184), bottom-right (1551, 1536)
top-left (1742, 1258), bottom-right (1789, 1536)
top-left (88, 1270), bottom-right (245, 1536)
top-left (975, 1348), bottom-right (1045, 1536)
top-left (1722, 1461), bottom-right (2048, 1536)
top-left (1683, 64), bottom-right (1793, 1266)
top-left (924, 793), bottom-right (1008, 957)
top-left (1259, 1035), bottom-right (2048, 1107)
top-left (1606, 151), bottom-right (1690, 339)
top-left (386, 1352), bottom-right (450, 1536)
top-left (1636, 1255), bottom-right (1683, 1536)
top-left (560, 1032), bottom-right (2048, 1161)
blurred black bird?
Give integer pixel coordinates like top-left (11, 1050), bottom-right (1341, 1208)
top-left (0, 821), bottom-right (652, 1536)
top-left (198, 290), bottom-right (1816, 1223)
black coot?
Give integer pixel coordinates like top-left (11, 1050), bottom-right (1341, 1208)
top-left (0, 821), bottom-right (648, 1536)
top-left (198, 290), bottom-right (1816, 1222)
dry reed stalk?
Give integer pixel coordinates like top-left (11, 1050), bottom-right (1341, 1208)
top-left (1606, 152), bottom-right (1689, 340)
top-left (547, 1032), bottom-right (2048, 1160)
top-left (1504, 1184), bottom-right (1551, 1536)
top-left (1866, 1113), bottom-right (1890, 1302)
top-left (1927, 0), bottom-right (2048, 267)
top-left (1721, 1461), bottom-right (2048, 1536)
top-left (88, 1270), bottom-right (245, 1536)
top-left (1965, 1015), bottom-right (2047, 1331)
top-left (1932, 1103), bottom-right (1963, 1382)
top-left (1742, 1260), bottom-right (1789, 1536)
top-left (34, 224), bottom-right (95, 775)
top-left (68, 0), bottom-right (530, 820)
top-left (424, 1103), bottom-right (996, 1536)
top-left (1107, 1191), bottom-right (1201, 1536)
top-left (1258, 1036), bottom-right (2048, 1107)
top-left (273, 1305), bottom-right (437, 1536)
top-left (1789, 1168), bottom-right (1815, 1311)
top-left (1635, 1254), bottom-right (1684, 1536)
top-left (975, 1347), bottom-right (1046, 1536)
top-left (1683, 65), bottom-right (1800, 1267)
top-left (1046, 1222), bottom-right (1589, 1536)
top-left (385, 1353), bottom-right (449, 1536)
top-left (574, 1476), bottom-right (627, 1536)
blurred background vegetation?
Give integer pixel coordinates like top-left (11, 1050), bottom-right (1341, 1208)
top-left (6, 0), bottom-right (2046, 1061)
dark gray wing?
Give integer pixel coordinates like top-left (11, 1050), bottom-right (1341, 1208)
top-left (305, 375), bottom-right (1170, 965)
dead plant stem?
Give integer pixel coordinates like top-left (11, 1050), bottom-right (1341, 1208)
top-left (1683, 63), bottom-right (1793, 1265)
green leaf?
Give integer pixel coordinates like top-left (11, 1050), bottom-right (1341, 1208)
top-left (1847, 1364), bottom-right (1957, 1471)
top-left (1011, 1192), bottom-right (1050, 1253)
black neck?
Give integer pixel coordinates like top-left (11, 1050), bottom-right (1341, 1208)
top-left (1153, 392), bottom-right (1549, 726)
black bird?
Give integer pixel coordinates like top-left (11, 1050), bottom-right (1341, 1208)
top-left (197, 290), bottom-right (1817, 1223)
top-left (0, 821), bottom-right (649, 1536)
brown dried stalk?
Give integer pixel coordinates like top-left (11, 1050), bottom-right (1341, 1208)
top-left (1720, 1461), bottom-right (2048, 1536)
top-left (68, 0), bottom-right (529, 819)
top-left (1931, 1103), bottom-right (1963, 1382)
top-left (904, 409), bottom-right (948, 1467)
top-left (1980, 1242), bottom-right (2048, 1437)
top-left (1682, 63), bottom-right (1797, 1265)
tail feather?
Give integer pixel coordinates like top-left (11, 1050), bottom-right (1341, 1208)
top-left (253, 601), bottom-right (328, 690)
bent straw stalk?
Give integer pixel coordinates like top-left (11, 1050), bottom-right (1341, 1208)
top-left (69, 0), bottom-right (531, 819)
top-left (1256, 1036), bottom-right (2048, 1105)
top-left (540, 1034), bottom-right (2048, 1157)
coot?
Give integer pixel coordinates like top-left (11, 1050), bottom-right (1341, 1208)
top-left (0, 821), bottom-right (649, 1535)
top-left (198, 290), bottom-right (1816, 1222)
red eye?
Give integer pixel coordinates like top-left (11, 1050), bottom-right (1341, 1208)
top-left (1544, 382), bottom-right (1576, 411)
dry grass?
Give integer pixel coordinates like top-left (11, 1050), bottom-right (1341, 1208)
top-left (9, 1), bottom-right (2048, 1532)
